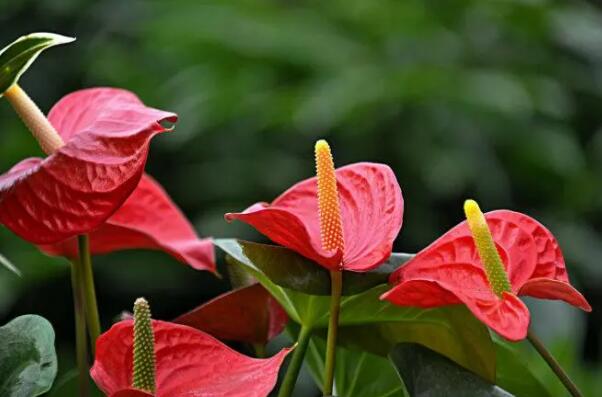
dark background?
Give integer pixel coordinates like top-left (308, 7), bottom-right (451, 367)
top-left (1, 0), bottom-right (601, 395)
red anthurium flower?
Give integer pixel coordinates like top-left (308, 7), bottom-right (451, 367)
top-left (175, 283), bottom-right (288, 344)
top-left (381, 200), bottom-right (591, 341)
top-left (0, 88), bottom-right (176, 245)
top-left (38, 173), bottom-right (215, 272)
top-left (91, 311), bottom-right (290, 397)
top-left (225, 160), bottom-right (403, 272)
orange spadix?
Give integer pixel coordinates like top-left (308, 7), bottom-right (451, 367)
top-left (315, 139), bottom-right (345, 254)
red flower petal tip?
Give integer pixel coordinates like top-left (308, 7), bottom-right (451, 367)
top-left (39, 173), bottom-right (216, 272)
top-left (0, 88), bottom-right (177, 244)
top-left (91, 320), bottom-right (291, 397)
top-left (383, 209), bottom-right (590, 341)
top-left (226, 162), bottom-right (403, 272)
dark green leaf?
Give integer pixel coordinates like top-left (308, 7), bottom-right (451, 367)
top-left (220, 239), bottom-right (496, 381)
top-left (495, 338), bottom-right (552, 397)
top-left (0, 315), bottom-right (58, 397)
top-left (0, 252), bottom-right (20, 276)
top-left (305, 332), bottom-right (408, 397)
top-left (0, 33), bottom-right (74, 95)
top-left (334, 305), bottom-right (496, 381)
top-left (215, 238), bottom-right (412, 295)
top-left (390, 343), bottom-right (514, 397)
top-left (47, 369), bottom-right (103, 397)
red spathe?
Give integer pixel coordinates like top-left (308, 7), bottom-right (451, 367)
top-left (39, 173), bottom-right (215, 272)
top-left (91, 320), bottom-right (291, 397)
top-left (382, 210), bottom-right (591, 341)
top-left (0, 88), bottom-right (176, 244)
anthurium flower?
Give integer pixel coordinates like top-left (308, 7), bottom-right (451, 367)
top-left (381, 200), bottom-right (591, 341)
top-left (0, 87), bottom-right (176, 245)
top-left (38, 173), bottom-right (215, 272)
top-left (91, 298), bottom-right (290, 397)
top-left (175, 283), bottom-right (287, 344)
top-left (225, 154), bottom-right (403, 272)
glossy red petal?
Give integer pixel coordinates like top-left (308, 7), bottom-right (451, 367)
top-left (389, 232), bottom-right (500, 294)
top-left (111, 390), bottom-right (153, 397)
top-left (381, 279), bottom-right (463, 307)
top-left (0, 88), bottom-right (177, 244)
top-left (390, 211), bottom-right (541, 292)
top-left (91, 320), bottom-right (290, 397)
top-left (519, 278), bottom-right (592, 312)
top-left (267, 293), bottom-right (289, 341)
top-left (487, 211), bottom-right (569, 283)
top-left (39, 174), bottom-right (215, 272)
top-left (464, 292), bottom-right (530, 341)
top-left (174, 283), bottom-right (288, 344)
top-left (226, 162), bottom-right (403, 271)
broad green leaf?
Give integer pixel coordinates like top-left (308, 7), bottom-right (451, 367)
top-left (305, 332), bottom-right (408, 397)
top-left (47, 369), bottom-right (103, 397)
top-left (0, 252), bottom-right (21, 276)
top-left (390, 343), bottom-right (514, 397)
top-left (218, 239), bottom-right (496, 381)
top-left (224, 252), bottom-right (435, 329)
top-left (0, 315), bottom-right (58, 397)
top-left (334, 305), bottom-right (496, 381)
top-left (215, 238), bottom-right (412, 296)
top-left (495, 338), bottom-right (552, 397)
top-left (0, 33), bottom-right (74, 95)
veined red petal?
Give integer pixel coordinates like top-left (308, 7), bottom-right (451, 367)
top-left (0, 88), bottom-right (177, 244)
top-left (390, 211), bottom-right (542, 292)
top-left (384, 260), bottom-right (495, 305)
top-left (381, 279), bottom-right (463, 308)
top-left (487, 211), bottom-right (569, 283)
top-left (111, 390), bottom-right (153, 397)
top-left (464, 292), bottom-right (530, 341)
top-left (226, 162), bottom-right (403, 272)
top-left (519, 278), bottom-right (591, 312)
top-left (389, 232), bottom-right (501, 294)
top-left (38, 174), bottom-right (215, 272)
top-left (174, 283), bottom-right (288, 344)
top-left (91, 320), bottom-right (290, 397)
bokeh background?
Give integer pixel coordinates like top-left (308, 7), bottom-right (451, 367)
top-left (1, 0), bottom-right (601, 395)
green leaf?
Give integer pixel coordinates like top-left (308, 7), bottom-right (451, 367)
top-left (334, 305), bottom-right (496, 381)
top-left (390, 343), bottom-right (514, 397)
top-left (215, 238), bottom-right (412, 295)
top-left (0, 315), bottom-right (58, 397)
top-left (305, 332), bottom-right (408, 397)
top-left (0, 32), bottom-right (75, 95)
top-left (495, 338), bottom-right (552, 397)
top-left (223, 251), bottom-right (420, 329)
top-left (0, 252), bottom-right (21, 276)
top-left (47, 369), bottom-right (103, 397)
top-left (218, 239), bottom-right (496, 381)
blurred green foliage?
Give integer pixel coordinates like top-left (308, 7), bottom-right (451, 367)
top-left (1, 0), bottom-right (602, 395)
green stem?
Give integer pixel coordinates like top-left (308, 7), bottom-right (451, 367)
top-left (78, 235), bottom-right (101, 352)
top-left (70, 261), bottom-right (89, 397)
top-left (278, 326), bottom-right (313, 397)
top-left (527, 329), bottom-right (583, 397)
top-left (323, 270), bottom-right (343, 396)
